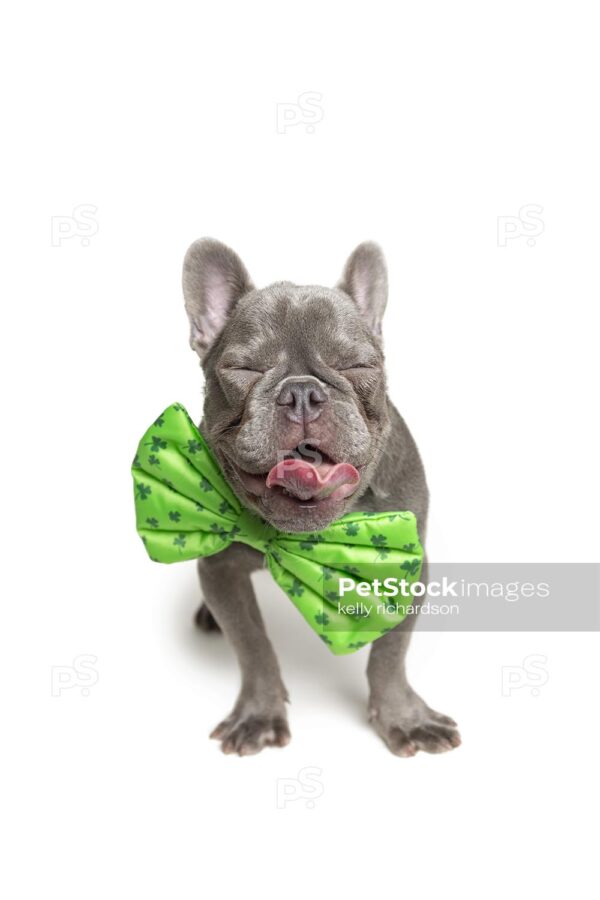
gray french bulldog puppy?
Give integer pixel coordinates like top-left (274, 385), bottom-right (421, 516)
top-left (182, 238), bottom-right (461, 757)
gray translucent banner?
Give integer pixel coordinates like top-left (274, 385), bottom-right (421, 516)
top-left (320, 563), bottom-right (600, 632)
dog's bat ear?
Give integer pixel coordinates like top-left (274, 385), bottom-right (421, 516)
top-left (337, 242), bottom-right (388, 337)
top-left (182, 238), bottom-right (254, 358)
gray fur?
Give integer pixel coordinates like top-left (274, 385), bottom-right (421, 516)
top-left (182, 238), bottom-right (460, 756)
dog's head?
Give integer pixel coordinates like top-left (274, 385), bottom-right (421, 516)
top-left (182, 239), bottom-right (391, 532)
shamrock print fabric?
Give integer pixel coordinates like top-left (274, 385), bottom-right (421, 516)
top-left (132, 403), bottom-right (424, 655)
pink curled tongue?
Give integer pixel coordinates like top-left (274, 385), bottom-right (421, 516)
top-left (266, 458), bottom-right (360, 501)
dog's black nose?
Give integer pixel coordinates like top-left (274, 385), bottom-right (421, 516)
top-left (277, 379), bottom-right (327, 423)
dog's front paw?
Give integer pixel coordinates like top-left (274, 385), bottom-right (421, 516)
top-left (210, 704), bottom-right (291, 756)
top-left (369, 692), bottom-right (461, 757)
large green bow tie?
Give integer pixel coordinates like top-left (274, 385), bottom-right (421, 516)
top-left (132, 403), bottom-right (423, 655)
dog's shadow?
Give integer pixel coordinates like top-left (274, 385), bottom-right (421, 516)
top-left (171, 568), bottom-right (368, 720)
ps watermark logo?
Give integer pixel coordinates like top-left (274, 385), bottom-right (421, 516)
top-left (276, 766), bottom-right (324, 809)
top-left (276, 92), bottom-right (323, 134)
top-left (276, 438), bottom-right (325, 468)
top-left (501, 654), bottom-right (548, 696)
top-left (497, 204), bottom-right (544, 247)
top-left (51, 204), bottom-right (99, 247)
top-left (51, 654), bottom-right (99, 697)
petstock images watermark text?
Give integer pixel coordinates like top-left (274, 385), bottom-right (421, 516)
top-left (318, 563), bottom-right (599, 633)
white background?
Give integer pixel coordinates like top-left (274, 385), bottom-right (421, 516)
top-left (2, 1), bottom-right (599, 898)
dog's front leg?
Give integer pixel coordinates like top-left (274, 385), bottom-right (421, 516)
top-left (366, 563), bottom-right (461, 756)
top-left (197, 544), bottom-right (290, 756)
